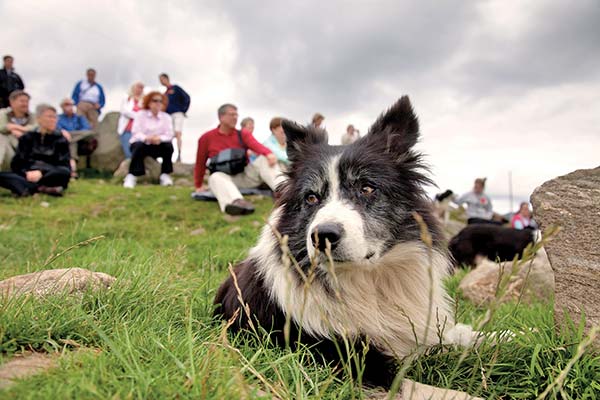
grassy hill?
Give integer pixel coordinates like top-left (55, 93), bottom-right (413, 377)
top-left (1, 179), bottom-right (598, 399)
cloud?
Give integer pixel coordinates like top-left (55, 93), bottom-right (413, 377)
top-left (2, 0), bottom-right (599, 210)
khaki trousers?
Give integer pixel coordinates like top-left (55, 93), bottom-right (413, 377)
top-left (76, 102), bottom-right (99, 129)
top-left (208, 155), bottom-right (284, 212)
top-left (0, 133), bottom-right (18, 171)
top-left (68, 130), bottom-right (96, 160)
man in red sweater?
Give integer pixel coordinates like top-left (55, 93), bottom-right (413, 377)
top-left (194, 103), bottom-right (281, 215)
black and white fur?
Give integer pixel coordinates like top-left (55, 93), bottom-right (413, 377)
top-left (214, 96), bottom-right (476, 388)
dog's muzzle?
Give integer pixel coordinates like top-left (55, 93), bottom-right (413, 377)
top-left (311, 223), bottom-right (344, 252)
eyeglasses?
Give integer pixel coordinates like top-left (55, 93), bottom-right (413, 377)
top-left (151, 98), bottom-right (163, 103)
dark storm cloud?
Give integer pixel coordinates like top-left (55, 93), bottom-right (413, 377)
top-left (219, 1), bottom-right (600, 114)
top-left (219, 1), bottom-right (477, 114)
top-left (455, 1), bottom-right (600, 95)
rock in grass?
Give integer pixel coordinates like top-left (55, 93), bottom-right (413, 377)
top-left (0, 268), bottom-right (115, 298)
top-left (459, 248), bottom-right (554, 306)
top-left (0, 352), bottom-right (57, 389)
top-left (366, 379), bottom-right (483, 399)
top-left (531, 166), bottom-right (600, 342)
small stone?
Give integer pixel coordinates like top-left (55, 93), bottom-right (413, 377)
top-left (223, 214), bottom-right (240, 223)
top-left (365, 379), bottom-right (483, 399)
top-left (40, 201), bottom-right (50, 208)
top-left (0, 352), bottom-right (57, 390)
top-left (228, 226), bottom-right (241, 235)
top-left (190, 227), bottom-right (206, 236)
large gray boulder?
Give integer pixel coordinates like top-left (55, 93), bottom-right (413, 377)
top-left (90, 112), bottom-right (124, 172)
top-left (0, 268), bottom-right (115, 298)
top-left (530, 166), bottom-right (600, 340)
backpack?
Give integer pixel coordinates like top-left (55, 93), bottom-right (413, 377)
top-left (207, 130), bottom-right (247, 175)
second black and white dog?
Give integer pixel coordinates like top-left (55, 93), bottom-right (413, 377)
top-left (214, 97), bottom-right (477, 388)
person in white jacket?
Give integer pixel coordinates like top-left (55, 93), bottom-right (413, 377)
top-left (117, 82), bottom-right (144, 160)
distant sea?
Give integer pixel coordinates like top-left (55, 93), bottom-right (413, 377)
top-left (491, 195), bottom-right (530, 215)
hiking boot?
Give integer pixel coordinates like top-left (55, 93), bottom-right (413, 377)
top-left (159, 173), bottom-right (174, 187)
top-left (37, 186), bottom-right (64, 197)
top-left (123, 173), bottom-right (137, 189)
top-left (225, 199), bottom-right (255, 215)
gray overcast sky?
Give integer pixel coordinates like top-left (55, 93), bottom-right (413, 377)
top-left (3, 0), bottom-right (599, 211)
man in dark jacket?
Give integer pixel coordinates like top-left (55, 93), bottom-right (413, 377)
top-left (159, 73), bottom-right (190, 162)
top-left (0, 104), bottom-right (71, 197)
top-left (0, 55), bottom-right (25, 109)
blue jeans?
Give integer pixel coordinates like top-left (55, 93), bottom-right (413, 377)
top-left (120, 131), bottom-right (132, 159)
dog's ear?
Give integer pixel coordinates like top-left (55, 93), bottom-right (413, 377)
top-left (282, 119), bottom-right (327, 161)
top-left (367, 96), bottom-right (419, 153)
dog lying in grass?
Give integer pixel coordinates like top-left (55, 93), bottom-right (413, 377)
top-left (214, 96), bottom-right (479, 388)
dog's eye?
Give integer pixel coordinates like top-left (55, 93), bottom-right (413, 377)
top-left (305, 193), bottom-right (320, 205)
top-left (360, 186), bottom-right (375, 196)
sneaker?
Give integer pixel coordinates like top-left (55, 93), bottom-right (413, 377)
top-left (224, 199), bottom-right (255, 215)
top-left (37, 186), bottom-right (64, 197)
top-left (160, 173), bottom-right (173, 186)
top-left (123, 173), bottom-right (137, 189)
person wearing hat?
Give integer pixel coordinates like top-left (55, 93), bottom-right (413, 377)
top-left (57, 97), bottom-right (96, 178)
top-left (455, 178), bottom-right (500, 225)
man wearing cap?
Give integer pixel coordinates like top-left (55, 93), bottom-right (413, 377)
top-left (57, 98), bottom-right (96, 177)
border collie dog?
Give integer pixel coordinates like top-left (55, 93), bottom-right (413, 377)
top-left (449, 224), bottom-right (536, 267)
top-left (214, 97), bottom-right (475, 388)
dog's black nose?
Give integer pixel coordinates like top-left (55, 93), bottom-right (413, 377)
top-left (311, 223), bottom-right (344, 251)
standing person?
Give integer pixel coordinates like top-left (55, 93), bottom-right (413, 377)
top-left (455, 178), bottom-right (500, 225)
top-left (0, 90), bottom-right (36, 171)
top-left (159, 73), bottom-right (190, 162)
top-left (117, 81), bottom-right (144, 160)
top-left (194, 104), bottom-right (282, 216)
top-left (123, 91), bottom-right (174, 188)
top-left (0, 55), bottom-right (25, 109)
top-left (57, 98), bottom-right (96, 178)
top-left (341, 124), bottom-right (360, 145)
top-left (240, 117), bottom-right (254, 134)
top-left (0, 104), bottom-right (71, 197)
top-left (262, 117), bottom-right (288, 167)
top-left (71, 68), bottom-right (106, 129)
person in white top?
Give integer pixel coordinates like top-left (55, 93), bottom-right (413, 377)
top-left (117, 82), bottom-right (144, 160)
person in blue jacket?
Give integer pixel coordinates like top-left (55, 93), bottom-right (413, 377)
top-left (71, 68), bottom-right (106, 129)
top-left (159, 73), bottom-right (190, 162)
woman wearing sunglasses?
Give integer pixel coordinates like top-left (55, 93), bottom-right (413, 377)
top-left (123, 91), bottom-right (174, 188)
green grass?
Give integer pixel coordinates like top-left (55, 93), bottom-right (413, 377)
top-left (1, 179), bottom-right (599, 399)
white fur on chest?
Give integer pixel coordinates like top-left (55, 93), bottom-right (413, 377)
top-left (250, 208), bottom-right (457, 358)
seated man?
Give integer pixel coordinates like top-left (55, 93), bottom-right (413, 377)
top-left (57, 98), bottom-right (96, 177)
top-left (0, 90), bottom-right (36, 171)
top-left (194, 103), bottom-right (282, 215)
top-left (123, 91), bottom-right (174, 188)
top-left (0, 104), bottom-right (71, 197)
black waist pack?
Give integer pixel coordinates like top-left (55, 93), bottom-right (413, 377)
top-left (208, 130), bottom-right (247, 175)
